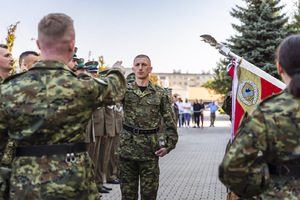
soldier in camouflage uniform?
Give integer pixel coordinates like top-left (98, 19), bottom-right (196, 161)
top-left (0, 13), bottom-right (126, 200)
top-left (0, 44), bottom-right (14, 200)
top-left (219, 35), bottom-right (300, 199)
top-left (116, 54), bottom-right (178, 200)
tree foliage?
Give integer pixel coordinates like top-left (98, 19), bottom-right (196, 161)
top-left (204, 0), bottom-right (295, 95)
top-left (149, 73), bottom-right (160, 85)
top-left (6, 21), bottom-right (20, 52)
top-left (98, 56), bottom-right (110, 72)
top-left (228, 0), bottom-right (295, 78)
top-left (292, 0), bottom-right (300, 29)
top-left (202, 59), bottom-right (232, 95)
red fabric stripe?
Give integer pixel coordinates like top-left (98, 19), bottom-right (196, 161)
top-left (260, 78), bottom-right (283, 99)
top-left (228, 65), bottom-right (234, 79)
top-left (234, 100), bottom-right (245, 136)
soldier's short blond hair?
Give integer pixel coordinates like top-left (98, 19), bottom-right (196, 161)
top-left (38, 13), bottom-right (74, 44)
top-left (134, 54), bottom-right (151, 66)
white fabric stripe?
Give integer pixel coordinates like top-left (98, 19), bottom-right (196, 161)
top-left (239, 59), bottom-right (286, 89)
top-left (230, 58), bottom-right (240, 142)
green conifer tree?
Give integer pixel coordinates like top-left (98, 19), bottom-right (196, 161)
top-left (228, 0), bottom-right (294, 78)
top-left (204, 0), bottom-right (295, 95)
top-left (292, 0), bottom-right (300, 29)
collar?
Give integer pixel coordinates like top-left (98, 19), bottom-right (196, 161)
top-left (129, 80), bottom-right (156, 97)
top-left (29, 60), bottom-right (74, 73)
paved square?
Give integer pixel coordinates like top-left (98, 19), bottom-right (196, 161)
top-left (102, 111), bottom-right (231, 200)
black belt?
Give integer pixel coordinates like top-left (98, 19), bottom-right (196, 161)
top-left (123, 124), bottom-right (159, 135)
top-left (268, 163), bottom-right (300, 177)
top-left (16, 142), bottom-right (87, 157)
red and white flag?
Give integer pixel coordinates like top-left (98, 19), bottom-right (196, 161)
top-left (227, 58), bottom-right (286, 140)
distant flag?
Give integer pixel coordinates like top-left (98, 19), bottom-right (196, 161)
top-left (227, 58), bottom-right (286, 140)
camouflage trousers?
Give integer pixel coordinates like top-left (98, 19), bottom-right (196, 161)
top-left (9, 152), bottom-right (100, 200)
top-left (1, 140), bottom-right (15, 169)
top-left (0, 167), bottom-right (11, 200)
top-left (119, 157), bottom-right (159, 200)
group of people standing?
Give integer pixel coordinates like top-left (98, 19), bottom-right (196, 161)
top-left (174, 98), bottom-right (219, 128)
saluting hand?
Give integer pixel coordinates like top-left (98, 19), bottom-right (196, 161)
top-left (155, 148), bottom-right (167, 157)
top-left (112, 61), bottom-right (126, 75)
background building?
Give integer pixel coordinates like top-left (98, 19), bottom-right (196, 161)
top-left (155, 70), bottom-right (215, 100)
top-left (124, 68), bottom-right (220, 102)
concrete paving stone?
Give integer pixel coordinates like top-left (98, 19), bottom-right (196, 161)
top-left (101, 111), bottom-right (230, 200)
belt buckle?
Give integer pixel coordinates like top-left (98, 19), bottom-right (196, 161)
top-left (65, 143), bottom-right (77, 163)
top-left (65, 153), bottom-right (76, 163)
top-left (133, 128), bottom-right (139, 135)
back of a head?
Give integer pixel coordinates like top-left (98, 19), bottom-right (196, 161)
top-left (38, 13), bottom-right (74, 51)
top-left (277, 35), bottom-right (300, 98)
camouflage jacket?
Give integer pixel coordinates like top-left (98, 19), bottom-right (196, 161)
top-left (0, 60), bottom-right (126, 150)
top-left (219, 89), bottom-right (300, 199)
top-left (116, 81), bottom-right (178, 160)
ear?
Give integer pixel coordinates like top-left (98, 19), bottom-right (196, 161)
top-left (69, 39), bottom-right (75, 53)
top-left (36, 40), bottom-right (41, 50)
top-left (276, 61), bottom-right (284, 75)
top-left (21, 59), bottom-right (26, 67)
top-left (149, 66), bottom-right (153, 73)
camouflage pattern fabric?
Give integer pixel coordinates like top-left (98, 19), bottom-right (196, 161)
top-left (0, 75), bottom-right (11, 200)
top-left (1, 140), bottom-right (14, 169)
top-left (219, 89), bottom-right (300, 199)
top-left (116, 81), bottom-right (178, 160)
top-left (0, 60), bottom-right (126, 199)
top-left (10, 152), bottom-right (98, 199)
top-left (222, 91), bottom-right (232, 120)
top-left (119, 157), bottom-right (159, 200)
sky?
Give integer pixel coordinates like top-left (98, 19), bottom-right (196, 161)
top-left (0, 0), bottom-right (297, 74)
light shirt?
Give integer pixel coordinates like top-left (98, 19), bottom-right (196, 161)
top-left (206, 103), bottom-right (219, 114)
top-left (177, 102), bottom-right (184, 114)
top-left (182, 102), bottom-right (191, 114)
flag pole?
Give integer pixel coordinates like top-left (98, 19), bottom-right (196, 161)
top-left (200, 34), bottom-right (241, 60)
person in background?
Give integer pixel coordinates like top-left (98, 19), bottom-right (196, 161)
top-left (67, 48), bottom-right (79, 72)
top-left (219, 35), bottom-right (300, 199)
top-left (206, 100), bottom-right (219, 127)
top-left (183, 98), bottom-right (191, 128)
top-left (193, 99), bottom-right (201, 128)
top-left (0, 44), bottom-right (14, 81)
top-left (199, 99), bottom-right (205, 128)
top-left (0, 44), bottom-right (13, 198)
top-left (176, 98), bottom-right (184, 127)
top-left (19, 51), bottom-right (40, 72)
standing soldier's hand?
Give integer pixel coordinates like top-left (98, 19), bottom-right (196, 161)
top-left (155, 148), bottom-right (167, 157)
